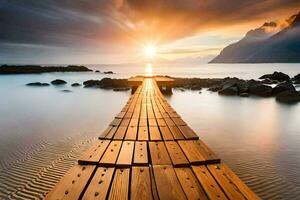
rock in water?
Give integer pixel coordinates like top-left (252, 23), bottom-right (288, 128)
top-left (272, 82), bottom-right (295, 95)
top-left (259, 71), bottom-right (290, 82)
top-left (276, 91), bottom-right (300, 103)
top-left (71, 83), bottom-right (81, 87)
top-left (104, 71), bottom-right (114, 74)
top-left (26, 82), bottom-right (50, 86)
top-left (218, 86), bottom-right (238, 96)
top-left (249, 84), bottom-right (273, 97)
top-left (51, 79), bottom-right (67, 85)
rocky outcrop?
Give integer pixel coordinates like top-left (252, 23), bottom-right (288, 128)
top-left (26, 82), bottom-right (50, 86)
top-left (276, 91), bottom-right (300, 103)
top-left (51, 79), bottom-right (67, 85)
top-left (248, 84), bottom-right (273, 97)
top-left (83, 78), bottom-right (128, 90)
top-left (0, 65), bottom-right (92, 74)
top-left (272, 82), bottom-right (295, 95)
top-left (259, 72), bottom-right (290, 82)
top-left (71, 83), bottom-right (81, 87)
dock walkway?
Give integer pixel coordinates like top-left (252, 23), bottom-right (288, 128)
top-left (46, 77), bottom-right (259, 200)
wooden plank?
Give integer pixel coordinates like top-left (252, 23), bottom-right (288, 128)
top-left (120, 118), bottom-right (130, 127)
top-left (194, 139), bottom-right (220, 163)
top-left (174, 168), bottom-right (208, 200)
top-left (124, 126), bottom-right (137, 140)
top-left (179, 140), bottom-right (220, 164)
top-left (110, 118), bottom-right (122, 126)
top-left (133, 141), bottom-right (148, 166)
top-left (159, 126), bottom-right (174, 141)
top-left (192, 166), bottom-right (228, 200)
top-left (108, 168), bottom-right (130, 200)
top-left (149, 167), bottom-right (160, 200)
top-left (149, 126), bottom-right (162, 141)
top-left (116, 111), bottom-right (126, 119)
top-left (178, 140), bottom-right (206, 165)
top-left (139, 118), bottom-right (148, 127)
top-left (99, 141), bottom-right (122, 167)
top-left (116, 141), bottom-right (134, 167)
top-left (178, 125), bottom-right (199, 140)
top-left (157, 118), bottom-right (166, 127)
top-left (99, 126), bottom-right (113, 139)
top-left (169, 125), bottom-right (185, 140)
top-left (78, 140), bottom-right (110, 164)
top-left (207, 164), bottom-right (260, 200)
top-left (164, 141), bottom-right (189, 167)
top-left (138, 126), bottom-right (149, 141)
top-left (124, 111), bottom-right (133, 119)
top-left (104, 126), bottom-right (118, 139)
top-left (171, 117), bottom-right (187, 126)
top-left (149, 142), bottom-right (172, 165)
top-left (45, 165), bottom-right (96, 200)
top-left (82, 167), bottom-right (115, 200)
top-left (129, 118), bottom-right (139, 127)
top-left (152, 165), bottom-right (187, 200)
top-left (131, 167), bottom-right (153, 200)
top-left (148, 118), bottom-right (157, 127)
top-left (113, 126), bottom-right (127, 140)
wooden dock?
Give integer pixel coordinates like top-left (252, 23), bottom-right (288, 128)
top-left (45, 77), bottom-right (260, 200)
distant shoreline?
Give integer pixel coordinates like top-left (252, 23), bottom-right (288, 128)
top-left (0, 65), bottom-right (92, 74)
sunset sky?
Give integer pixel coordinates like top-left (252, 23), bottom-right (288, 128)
top-left (0, 0), bottom-right (300, 64)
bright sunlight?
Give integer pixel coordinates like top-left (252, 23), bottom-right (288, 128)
top-left (144, 46), bottom-right (157, 58)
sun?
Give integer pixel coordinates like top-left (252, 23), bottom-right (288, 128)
top-left (144, 46), bottom-right (156, 58)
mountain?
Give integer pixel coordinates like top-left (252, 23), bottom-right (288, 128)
top-left (210, 12), bottom-right (300, 63)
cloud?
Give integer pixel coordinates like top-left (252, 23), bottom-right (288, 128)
top-left (0, 0), bottom-right (300, 63)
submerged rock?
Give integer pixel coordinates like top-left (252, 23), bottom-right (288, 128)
top-left (276, 91), bottom-right (300, 103)
top-left (51, 79), bottom-right (67, 85)
top-left (239, 93), bottom-right (249, 97)
top-left (190, 85), bottom-right (202, 90)
top-left (113, 88), bottom-right (130, 91)
top-left (104, 71), bottom-right (114, 74)
top-left (26, 82), bottom-right (50, 86)
top-left (218, 86), bottom-right (238, 96)
top-left (95, 70), bottom-right (100, 73)
top-left (272, 82), bottom-right (295, 95)
top-left (62, 89), bottom-right (72, 92)
top-left (71, 83), bottom-right (81, 87)
top-left (259, 71), bottom-right (290, 82)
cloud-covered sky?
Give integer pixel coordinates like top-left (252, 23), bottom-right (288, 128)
top-left (0, 0), bottom-right (300, 64)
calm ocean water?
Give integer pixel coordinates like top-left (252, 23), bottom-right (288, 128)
top-left (0, 63), bottom-right (300, 199)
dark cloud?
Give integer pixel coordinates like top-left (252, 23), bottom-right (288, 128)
top-left (0, 0), bottom-right (300, 63)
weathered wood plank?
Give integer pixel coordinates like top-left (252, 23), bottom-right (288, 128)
top-left (131, 167), bottom-right (153, 200)
top-left (120, 118), bottom-right (130, 127)
top-left (78, 140), bottom-right (110, 164)
top-left (139, 118), bottom-right (148, 127)
top-left (157, 118), bottom-right (166, 127)
top-left (124, 126), bottom-right (138, 140)
top-left (148, 118), bottom-right (157, 127)
top-left (178, 140), bottom-right (206, 165)
top-left (153, 165), bottom-right (187, 200)
top-left (99, 141), bottom-right (122, 167)
top-left (129, 118), bottom-right (139, 127)
top-left (108, 168), bottom-right (130, 200)
top-left (133, 141), bottom-right (148, 166)
top-left (116, 141), bottom-right (134, 167)
top-left (149, 142), bottom-right (172, 165)
top-left (99, 126), bottom-right (113, 139)
top-left (171, 117), bottom-right (187, 126)
top-left (194, 139), bottom-right (220, 163)
top-left (45, 165), bottom-right (96, 200)
top-left (164, 141), bottom-right (189, 167)
top-left (169, 125), bottom-right (185, 140)
top-left (105, 126), bottom-right (118, 139)
top-left (174, 167), bottom-right (208, 200)
top-left (178, 125), bottom-right (199, 140)
top-left (149, 126), bottom-right (162, 141)
top-left (192, 166), bottom-right (228, 200)
top-left (138, 126), bottom-right (149, 141)
top-left (207, 164), bottom-right (260, 200)
top-left (110, 118), bottom-right (122, 126)
top-left (113, 126), bottom-right (127, 140)
top-left (159, 126), bottom-right (174, 141)
top-left (82, 167), bottom-right (115, 200)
